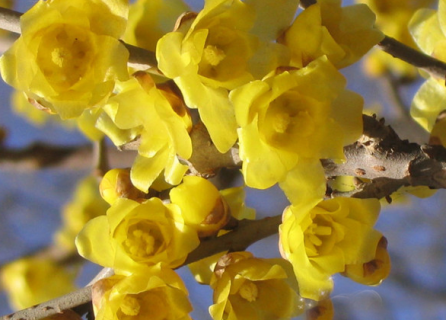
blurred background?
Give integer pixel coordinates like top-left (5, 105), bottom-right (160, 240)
top-left (1, 0), bottom-right (446, 319)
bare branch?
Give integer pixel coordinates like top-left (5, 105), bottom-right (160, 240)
top-left (0, 7), bottom-right (20, 34)
top-left (93, 139), bottom-right (109, 177)
top-left (323, 115), bottom-right (446, 198)
top-left (378, 35), bottom-right (446, 80)
top-left (1, 286), bottom-right (92, 320)
top-left (0, 143), bottom-right (91, 170)
top-left (0, 143), bottom-right (135, 171)
top-left (183, 215), bottom-right (282, 265)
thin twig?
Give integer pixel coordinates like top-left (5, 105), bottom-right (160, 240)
top-left (1, 286), bottom-right (92, 320)
top-left (0, 7), bottom-right (20, 34)
top-left (93, 139), bottom-right (109, 177)
top-left (378, 35), bottom-right (446, 80)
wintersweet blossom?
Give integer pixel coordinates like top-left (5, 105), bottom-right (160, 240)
top-left (1, 257), bottom-right (76, 310)
top-left (0, 0), bottom-right (129, 119)
top-left (92, 266), bottom-right (192, 320)
top-left (231, 57), bottom-right (363, 200)
top-left (157, 0), bottom-right (257, 152)
top-left (279, 198), bottom-right (383, 301)
top-left (75, 197), bottom-right (199, 274)
top-left (280, 0), bottom-right (383, 69)
top-left (100, 72), bottom-right (192, 192)
top-left (157, 0), bottom-right (298, 152)
top-left (209, 252), bottom-right (304, 320)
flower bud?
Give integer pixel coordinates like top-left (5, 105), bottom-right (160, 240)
top-left (100, 168), bottom-right (146, 204)
top-left (170, 176), bottom-right (231, 237)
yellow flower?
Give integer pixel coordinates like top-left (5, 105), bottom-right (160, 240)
top-left (156, 0), bottom-right (256, 152)
top-left (279, 198), bottom-right (383, 301)
top-left (75, 197), bottom-right (199, 274)
top-left (101, 73), bottom-right (192, 192)
top-left (55, 176), bottom-right (109, 252)
top-left (1, 257), bottom-right (76, 310)
top-left (209, 251), bottom-right (305, 320)
top-left (124, 0), bottom-right (190, 52)
top-left (157, 0), bottom-right (297, 152)
top-left (280, 0), bottom-right (384, 69)
top-left (231, 57), bottom-right (363, 194)
top-left (0, 0), bottom-right (129, 119)
top-left (92, 266), bottom-right (192, 320)
top-left (170, 176), bottom-right (231, 238)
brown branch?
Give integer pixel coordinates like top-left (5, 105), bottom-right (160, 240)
top-left (378, 35), bottom-right (446, 80)
top-left (183, 215), bottom-right (282, 265)
top-left (0, 143), bottom-right (135, 171)
top-left (0, 7), bottom-right (20, 34)
top-left (93, 139), bottom-right (109, 177)
top-left (1, 286), bottom-right (92, 320)
top-left (0, 143), bottom-right (91, 170)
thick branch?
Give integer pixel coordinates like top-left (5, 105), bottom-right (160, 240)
top-left (323, 115), bottom-right (446, 198)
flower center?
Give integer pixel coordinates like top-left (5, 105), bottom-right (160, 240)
top-left (238, 281), bottom-right (258, 302)
top-left (304, 218), bottom-right (332, 257)
top-left (203, 45), bottom-right (226, 66)
top-left (120, 295), bottom-right (140, 316)
top-left (273, 112), bottom-right (291, 134)
top-left (261, 92), bottom-right (317, 149)
top-left (37, 24), bottom-right (93, 90)
top-left (123, 222), bottom-right (163, 260)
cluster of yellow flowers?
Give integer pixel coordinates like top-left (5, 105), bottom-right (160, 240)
top-left (0, 0), bottom-right (398, 318)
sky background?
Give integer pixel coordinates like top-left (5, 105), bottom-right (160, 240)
top-left (1, 1), bottom-right (446, 319)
